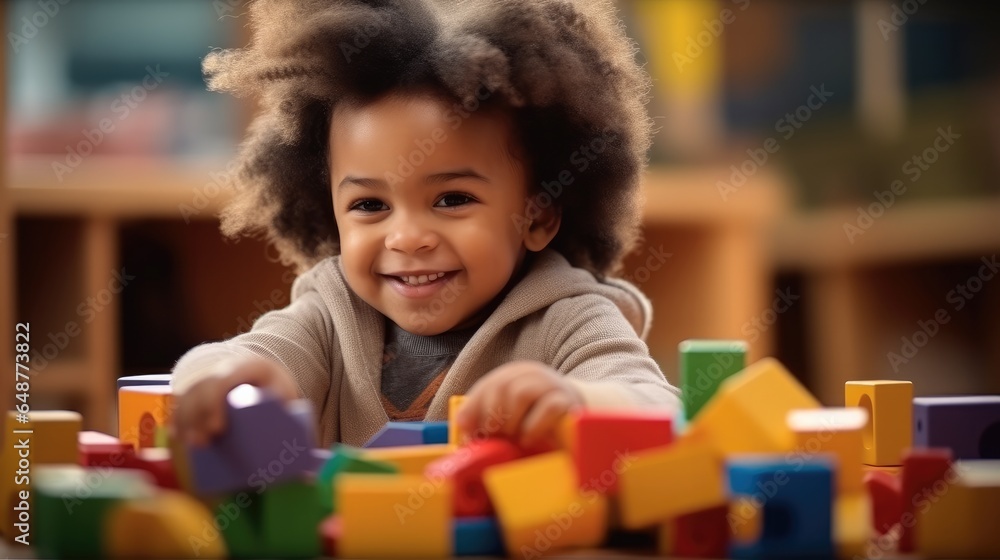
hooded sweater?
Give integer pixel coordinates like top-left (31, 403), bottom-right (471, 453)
top-left (171, 249), bottom-right (681, 447)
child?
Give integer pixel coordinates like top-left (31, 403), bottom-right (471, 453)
top-left (171, 0), bottom-right (681, 451)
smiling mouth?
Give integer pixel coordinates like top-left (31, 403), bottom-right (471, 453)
top-left (383, 271), bottom-right (457, 287)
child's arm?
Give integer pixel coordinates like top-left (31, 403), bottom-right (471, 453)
top-left (458, 295), bottom-right (681, 448)
top-left (170, 270), bottom-right (337, 445)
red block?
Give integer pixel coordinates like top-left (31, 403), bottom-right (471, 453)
top-left (320, 515), bottom-right (341, 557)
top-left (424, 438), bottom-right (523, 517)
top-left (124, 447), bottom-right (180, 489)
top-left (864, 470), bottom-right (902, 536)
top-left (671, 505), bottom-right (729, 558)
top-left (568, 411), bottom-right (674, 495)
top-left (78, 430), bottom-right (135, 468)
top-left (899, 448), bottom-right (953, 552)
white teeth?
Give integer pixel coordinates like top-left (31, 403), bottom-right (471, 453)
top-left (399, 272), bottom-right (446, 286)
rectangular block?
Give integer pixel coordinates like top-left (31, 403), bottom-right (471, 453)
top-left (689, 358), bottom-right (820, 454)
top-left (916, 461), bottom-right (1000, 558)
top-left (845, 380), bottom-right (912, 466)
top-left (318, 445), bottom-right (398, 515)
top-left (261, 480), bottom-right (323, 557)
top-left (338, 474), bottom-right (452, 558)
top-left (913, 396), bottom-right (1000, 460)
top-left (899, 448), bottom-right (953, 553)
top-left (619, 435), bottom-right (725, 529)
top-left (363, 444), bottom-right (451, 475)
top-left (658, 505), bottom-right (729, 558)
top-left (118, 385), bottom-right (174, 449)
top-left (566, 410), bottom-right (674, 496)
top-left (364, 421), bottom-right (449, 448)
top-left (483, 451), bottom-right (607, 555)
top-left (455, 517), bottom-right (505, 556)
top-left (679, 339), bottom-right (747, 420)
top-left (426, 438), bottom-right (523, 518)
top-left (117, 373), bottom-right (171, 389)
top-left (79, 431), bottom-right (135, 468)
top-left (788, 407), bottom-right (867, 493)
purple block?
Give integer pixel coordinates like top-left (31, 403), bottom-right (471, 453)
top-left (363, 421), bottom-right (449, 448)
top-left (117, 374), bottom-right (171, 389)
top-left (913, 396), bottom-right (1000, 459)
top-left (187, 385), bottom-right (317, 495)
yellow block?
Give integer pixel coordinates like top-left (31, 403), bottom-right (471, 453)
top-left (118, 385), bottom-right (174, 449)
top-left (338, 474), bottom-right (452, 558)
top-left (105, 489), bottom-right (226, 558)
top-left (0, 410), bottom-right (82, 539)
top-left (632, 0), bottom-right (723, 96)
top-left (917, 461), bottom-right (1000, 558)
top-left (844, 381), bottom-right (912, 466)
top-left (834, 492), bottom-right (872, 559)
top-left (619, 434), bottom-right (725, 529)
top-left (363, 445), bottom-right (451, 475)
top-left (483, 451), bottom-right (607, 556)
top-left (788, 408), bottom-right (868, 494)
top-left (689, 358), bottom-right (820, 454)
top-left (448, 395), bottom-right (466, 447)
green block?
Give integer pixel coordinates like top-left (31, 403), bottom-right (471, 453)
top-left (262, 479), bottom-right (324, 558)
top-left (679, 339), bottom-right (747, 421)
top-left (154, 423), bottom-right (169, 448)
top-left (35, 466), bottom-right (154, 559)
top-left (318, 444), bottom-right (397, 515)
top-left (212, 492), bottom-right (262, 558)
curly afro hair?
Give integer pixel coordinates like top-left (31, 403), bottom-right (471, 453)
top-left (205, 0), bottom-right (653, 277)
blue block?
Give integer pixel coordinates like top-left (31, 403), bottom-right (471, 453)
top-left (455, 517), bottom-right (505, 557)
top-left (363, 421), bottom-right (449, 448)
top-left (117, 373), bottom-right (171, 389)
top-left (726, 455), bottom-right (834, 559)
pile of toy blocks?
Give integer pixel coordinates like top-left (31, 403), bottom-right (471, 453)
top-left (3, 342), bottom-right (999, 559)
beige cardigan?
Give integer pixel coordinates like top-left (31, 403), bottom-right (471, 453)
top-left (171, 250), bottom-right (681, 447)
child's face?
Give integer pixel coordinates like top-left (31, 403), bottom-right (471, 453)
top-left (329, 93), bottom-right (557, 335)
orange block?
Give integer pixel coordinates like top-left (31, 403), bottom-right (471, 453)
top-left (118, 385), bottom-right (174, 449)
top-left (105, 489), bottom-right (226, 558)
top-left (845, 381), bottom-right (912, 466)
top-left (363, 445), bottom-right (451, 475)
top-left (449, 395), bottom-right (466, 447)
top-left (788, 408), bottom-right (867, 494)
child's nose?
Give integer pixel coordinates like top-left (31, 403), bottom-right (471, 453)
top-left (384, 219), bottom-right (439, 254)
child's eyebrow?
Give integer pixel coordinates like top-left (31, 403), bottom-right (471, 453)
top-left (337, 168), bottom-right (490, 190)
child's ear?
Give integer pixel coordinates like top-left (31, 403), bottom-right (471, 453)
top-left (523, 206), bottom-right (561, 252)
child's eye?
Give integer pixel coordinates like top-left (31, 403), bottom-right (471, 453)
top-left (433, 193), bottom-right (475, 208)
top-left (349, 199), bottom-right (388, 213)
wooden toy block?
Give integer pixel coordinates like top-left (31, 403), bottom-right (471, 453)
top-left (863, 470), bottom-right (901, 536)
top-left (105, 488), bottom-right (226, 559)
top-left (116, 373), bottom-right (171, 389)
top-left (1, 410), bottom-right (81, 539)
top-left (657, 505), bottom-right (729, 558)
top-left (688, 358), bottom-right (820, 454)
top-left (34, 465), bottom-right (155, 559)
top-left (726, 455), bottom-right (835, 559)
top-left (566, 410), bottom-right (674, 496)
top-left (320, 515), bottom-right (341, 558)
top-left (318, 444), bottom-right (398, 515)
top-left (679, 339), bottom-right (747, 421)
top-left (425, 438), bottom-right (524, 517)
top-left (338, 473), bottom-right (453, 558)
top-left (125, 447), bottom-right (180, 489)
top-left (449, 395), bottom-right (466, 446)
top-left (834, 492), bottom-right (871, 559)
top-left (787, 407), bottom-right (868, 494)
top-left (183, 385), bottom-right (316, 496)
top-left (899, 447), bottom-right (953, 553)
top-left (214, 492), bottom-right (261, 559)
top-left (618, 434), bottom-right (725, 529)
top-left (79, 430), bottom-right (135, 467)
top-left (844, 380), bottom-right (912, 466)
top-left (916, 460), bottom-right (1000, 558)
top-left (455, 516), bottom-right (506, 556)
top-left (483, 451), bottom-right (608, 555)
top-left (364, 444), bottom-right (451, 474)
top-left (260, 479), bottom-right (323, 557)
top-left (118, 384), bottom-right (174, 449)
top-left (913, 395), bottom-right (1000, 459)
top-left (364, 421), bottom-right (450, 448)
top-left (431, 438), bottom-right (526, 512)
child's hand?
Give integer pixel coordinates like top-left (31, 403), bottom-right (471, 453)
top-left (171, 358), bottom-right (300, 447)
top-left (456, 360), bottom-right (584, 449)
